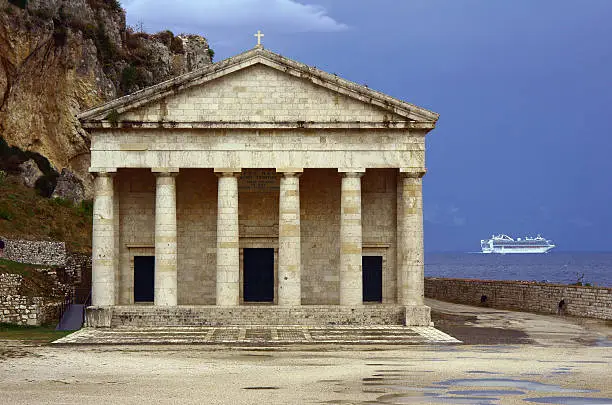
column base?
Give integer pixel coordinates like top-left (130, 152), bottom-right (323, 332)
top-left (404, 305), bottom-right (432, 326)
top-left (85, 306), bottom-right (114, 328)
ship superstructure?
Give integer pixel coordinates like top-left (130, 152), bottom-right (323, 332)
top-left (480, 234), bottom-right (555, 254)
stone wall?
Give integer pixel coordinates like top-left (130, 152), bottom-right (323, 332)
top-left (425, 278), bottom-right (612, 320)
top-left (1, 238), bottom-right (66, 266)
top-left (0, 273), bottom-right (63, 326)
top-left (0, 237), bottom-right (89, 285)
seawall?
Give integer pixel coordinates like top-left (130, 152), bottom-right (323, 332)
top-left (425, 277), bottom-right (612, 320)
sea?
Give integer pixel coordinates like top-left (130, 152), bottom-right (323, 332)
top-left (425, 252), bottom-right (612, 287)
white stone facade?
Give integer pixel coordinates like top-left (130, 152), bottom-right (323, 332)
top-left (79, 46), bottom-right (438, 326)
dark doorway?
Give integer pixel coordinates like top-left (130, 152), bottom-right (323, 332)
top-left (243, 248), bottom-right (274, 302)
top-left (362, 256), bottom-right (383, 302)
top-left (134, 256), bottom-right (155, 302)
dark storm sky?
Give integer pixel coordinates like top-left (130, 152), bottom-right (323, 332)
top-left (122, 0), bottom-right (612, 252)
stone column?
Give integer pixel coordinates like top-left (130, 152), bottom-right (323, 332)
top-left (92, 172), bottom-right (115, 306)
top-left (154, 171), bottom-right (178, 306)
top-left (277, 170), bottom-right (302, 306)
top-left (339, 170), bottom-right (364, 306)
top-left (215, 170), bottom-right (240, 306)
top-left (398, 169), bottom-right (426, 306)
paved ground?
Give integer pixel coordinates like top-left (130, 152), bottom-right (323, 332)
top-left (1, 299), bottom-right (610, 405)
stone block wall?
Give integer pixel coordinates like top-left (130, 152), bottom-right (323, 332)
top-left (425, 278), bottom-right (612, 320)
top-left (1, 238), bottom-right (66, 266)
top-left (0, 273), bottom-right (63, 326)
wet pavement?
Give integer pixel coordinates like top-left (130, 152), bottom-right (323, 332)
top-left (1, 299), bottom-right (611, 404)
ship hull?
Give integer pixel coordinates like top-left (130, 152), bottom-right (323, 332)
top-left (482, 246), bottom-right (554, 254)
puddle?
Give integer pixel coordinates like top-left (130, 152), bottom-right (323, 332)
top-left (523, 397), bottom-right (612, 404)
top-left (318, 379), bottom-right (343, 383)
top-left (448, 389), bottom-right (525, 395)
top-left (376, 392), bottom-right (499, 404)
top-left (242, 386), bottom-right (279, 390)
top-left (466, 371), bottom-right (502, 375)
top-left (435, 378), bottom-right (596, 393)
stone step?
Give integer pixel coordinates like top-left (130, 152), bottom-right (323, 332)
top-left (86, 305), bottom-right (412, 327)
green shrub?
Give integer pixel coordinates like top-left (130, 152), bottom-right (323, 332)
top-left (78, 200), bottom-right (94, 217)
top-left (0, 170), bottom-right (6, 185)
top-left (0, 207), bottom-right (14, 220)
top-left (121, 65), bottom-right (138, 90)
top-left (50, 197), bottom-right (73, 208)
top-left (170, 36), bottom-right (184, 54)
top-left (105, 109), bottom-right (120, 126)
top-left (208, 48), bottom-right (215, 61)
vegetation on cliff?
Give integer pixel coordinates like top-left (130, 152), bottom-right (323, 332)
top-left (0, 0), bottom-right (213, 201)
top-left (0, 173), bottom-right (92, 253)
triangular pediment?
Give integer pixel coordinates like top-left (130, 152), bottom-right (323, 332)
top-left (78, 47), bottom-right (439, 128)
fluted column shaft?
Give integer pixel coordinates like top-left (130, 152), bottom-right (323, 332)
top-left (339, 171), bottom-right (364, 306)
top-left (398, 171), bottom-right (425, 306)
top-left (154, 172), bottom-right (178, 306)
top-left (92, 172), bottom-right (115, 306)
top-left (216, 172), bottom-right (240, 306)
top-left (278, 171), bottom-right (302, 306)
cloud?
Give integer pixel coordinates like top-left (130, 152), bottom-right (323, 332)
top-left (424, 204), bottom-right (466, 227)
top-left (122, 0), bottom-right (348, 35)
top-left (568, 217), bottom-right (593, 228)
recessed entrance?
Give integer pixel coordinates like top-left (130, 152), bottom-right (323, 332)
top-left (243, 248), bottom-right (274, 302)
top-left (362, 255), bottom-right (383, 302)
top-left (134, 256), bottom-right (155, 302)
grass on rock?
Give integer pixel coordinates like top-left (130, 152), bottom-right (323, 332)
top-left (0, 175), bottom-right (92, 253)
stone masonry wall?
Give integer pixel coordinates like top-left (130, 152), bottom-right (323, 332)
top-left (0, 273), bottom-right (62, 326)
top-left (425, 278), bottom-right (612, 320)
top-left (1, 238), bottom-right (66, 266)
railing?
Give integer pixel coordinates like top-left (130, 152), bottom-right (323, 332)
top-left (57, 288), bottom-right (75, 326)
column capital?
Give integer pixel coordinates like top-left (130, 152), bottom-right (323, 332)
top-left (399, 168), bottom-right (427, 178)
top-left (276, 168), bottom-right (303, 173)
top-left (278, 171), bottom-right (303, 178)
top-left (89, 168), bottom-right (117, 177)
top-left (340, 171), bottom-right (364, 178)
top-left (214, 168), bottom-right (241, 178)
top-left (152, 168), bottom-right (180, 176)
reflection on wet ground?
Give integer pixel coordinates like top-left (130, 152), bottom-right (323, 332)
top-left (321, 363), bottom-right (611, 405)
top-left (523, 397), bottom-right (612, 404)
top-left (434, 378), bottom-right (596, 393)
top-left (242, 386), bottom-right (279, 390)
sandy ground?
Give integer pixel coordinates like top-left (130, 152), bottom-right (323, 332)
top-left (0, 300), bottom-right (610, 405)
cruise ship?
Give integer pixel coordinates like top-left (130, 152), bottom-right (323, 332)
top-left (480, 234), bottom-right (555, 254)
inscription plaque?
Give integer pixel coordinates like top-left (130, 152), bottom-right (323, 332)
top-left (238, 169), bottom-right (280, 192)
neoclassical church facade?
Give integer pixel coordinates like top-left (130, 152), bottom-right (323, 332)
top-left (79, 44), bottom-right (439, 327)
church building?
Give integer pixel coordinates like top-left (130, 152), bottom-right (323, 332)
top-left (78, 41), bottom-right (439, 327)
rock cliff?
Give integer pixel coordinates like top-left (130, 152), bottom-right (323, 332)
top-left (0, 0), bottom-right (212, 198)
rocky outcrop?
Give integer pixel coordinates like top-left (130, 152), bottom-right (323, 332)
top-left (51, 168), bottom-right (85, 203)
top-left (0, 0), bottom-right (213, 198)
top-left (18, 159), bottom-right (43, 187)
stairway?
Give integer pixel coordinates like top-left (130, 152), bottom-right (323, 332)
top-left (56, 304), bottom-right (86, 331)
